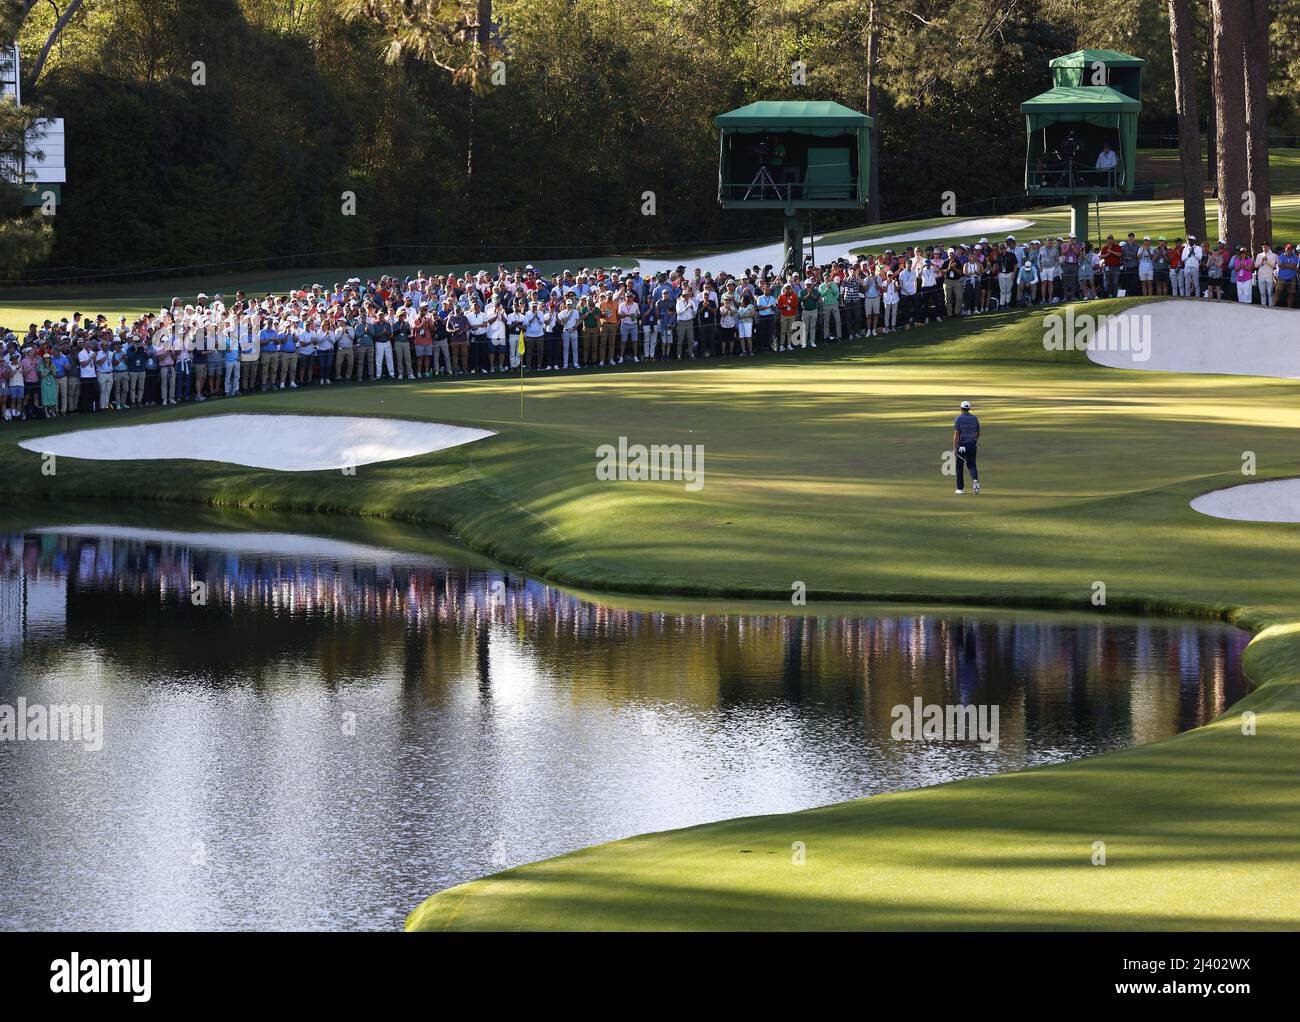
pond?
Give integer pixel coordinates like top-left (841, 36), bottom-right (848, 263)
top-left (0, 514), bottom-right (1250, 930)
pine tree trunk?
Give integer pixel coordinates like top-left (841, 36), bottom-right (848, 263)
top-left (1168, 0), bottom-right (1206, 240)
top-left (466, 1), bottom-right (493, 181)
top-left (864, 0), bottom-right (881, 224)
top-left (1205, 1), bottom-right (1217, 196)
top-left (1210, 0), bottom-right (1249, 247)
top-left (1243, 0), bottom-right (1272, 250)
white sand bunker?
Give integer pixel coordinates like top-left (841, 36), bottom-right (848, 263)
top-left (19, 414), bottom-right (494, 472)
top-left (1191, 479), bottom-right (1300, 523)
top-left (1085, 299), bottom-right (1300, 378)
top-left (1084, 300), bottom-right (1300, 522)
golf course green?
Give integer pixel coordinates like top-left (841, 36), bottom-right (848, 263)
top-left (2, 288), bottom-right (1299, 929)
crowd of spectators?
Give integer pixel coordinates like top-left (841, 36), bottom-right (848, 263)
top-left (3, 231), bottom-right (1294, 423)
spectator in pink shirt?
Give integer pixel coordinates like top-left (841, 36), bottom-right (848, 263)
top-left (1230, 246), bottom-right (1256, 304)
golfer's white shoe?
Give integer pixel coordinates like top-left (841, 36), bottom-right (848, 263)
top-left (955, 489), bottom-right (965, 495)
top-left (973, 480), bottom-right (981, 494)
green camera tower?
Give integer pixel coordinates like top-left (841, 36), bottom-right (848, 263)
top-left (716, 101), bottom-right (872, 272)
top-left (1022, 49), bottom-right (1144, 241)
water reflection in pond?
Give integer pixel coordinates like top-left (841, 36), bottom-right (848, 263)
top-left (0, 524), bottom-right (1249, 930)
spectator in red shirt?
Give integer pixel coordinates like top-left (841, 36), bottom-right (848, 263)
top-left (1100, 235), bottom-right (1123, 297)
top-left (775, 284), bottom-right (799, 349)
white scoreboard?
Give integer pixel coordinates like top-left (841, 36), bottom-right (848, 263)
top-left (1, 44), bottom-right (65, 207)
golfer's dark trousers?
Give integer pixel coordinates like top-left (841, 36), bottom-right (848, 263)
top-left (1122, 266), bottom-right (1138, 296)
top-left (842, 300), bottom-right (862, 335)
top-left (1062, 264), bottom-right (1079, 302)
top-left (698, 323), bottom-right (716, 357)
top-left (957, 443), bottom-right (979, 490)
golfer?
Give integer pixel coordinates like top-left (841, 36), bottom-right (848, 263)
top-left (953, 400), bottom-right (981, 495)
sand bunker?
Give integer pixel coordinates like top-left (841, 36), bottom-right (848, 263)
top-left (1084, 300), bottom-right (1300, 522)
top-left (1085, 299), bottom-right (1300, 378)
top-left (1190, 479), bottom-right (1300, 523)
top-left (18, 414), bottom-right (494, 472)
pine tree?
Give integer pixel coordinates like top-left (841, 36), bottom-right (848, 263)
top-left (1167, 0), bottom-right (1206, 241)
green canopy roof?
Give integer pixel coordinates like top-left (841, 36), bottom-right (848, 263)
top-left (1049, 49), bottom-right (1146, 69)
top-left (1021, 85), bottom-right (1141, 114)
top-left (715, 101), bottom-right (871, 130)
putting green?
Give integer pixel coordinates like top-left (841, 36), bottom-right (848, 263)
top-left (2, 297), bottom-right (1299, 930)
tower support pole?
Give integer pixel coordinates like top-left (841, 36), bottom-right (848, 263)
top-left (783, 212), bottom-right (803, 275)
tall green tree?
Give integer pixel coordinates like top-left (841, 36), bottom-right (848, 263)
top-left (1210, 0), bottom-right (1249, 246)
top-left (1244, 0), bottom-right (1271, 249)
top-left (1167, 0), bottom-right (1206, 240)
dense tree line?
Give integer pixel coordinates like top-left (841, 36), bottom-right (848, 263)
top-left (2, 0), bottom-right (1297, 280)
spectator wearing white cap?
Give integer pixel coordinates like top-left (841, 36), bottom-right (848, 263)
top-left (559, 298), bottom-right (580, 369)
top-left (334, 316), bottom-right (355, 381)
top-left (995, 243), bottom-right (1018, 309)
top-left (1137, 237), bottom-right (1155, 297)
top-left (1152, 238), bottom-right (1170, 297)
top-left (1181, 236), bottom-right (1203, 298)
top-left (1038, 239), bottom-right (1061, 304)
top-left (1016, 249), bottom-right (1039, 305)
top-left (880, 267), bottom-right (900, 332)
top-left (675, 287), bottom-right (697, 359)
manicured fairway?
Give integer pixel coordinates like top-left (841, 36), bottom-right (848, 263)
top-left (8, 298), bottom-right (1291, 613)
top-left (3, 296), bottom-right (1300, 929)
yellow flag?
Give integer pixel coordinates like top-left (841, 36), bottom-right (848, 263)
top-left (516, 333), bottom-right (525, 356)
